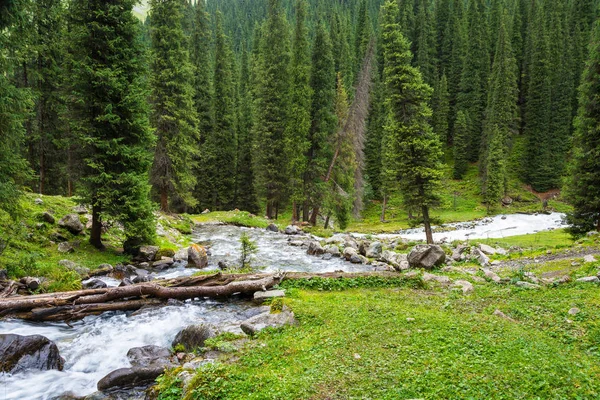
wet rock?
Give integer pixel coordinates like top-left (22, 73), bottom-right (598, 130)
top-left (137, 246), bottom-right (159, 262)
top-left (132, 275), bottom-right (152, 284)
top-left (515, 281), bottom-right (541, 289)
top-left (188, 244), bottom-right (208, 269)
top-left (114, 264), bottom-right (137, 276)
top-left (358, 241), bottom-right (370, 256)
top-left (266, 223), bottom-right (279, 233)
top-left (42, 212), bottom-right (55, 224)
top-left (284, 225), bottom-right (300, 235)
top-left (97, 367), bottom-right (165, 392)
top-left (83, 279), bottom-right (107, 289)
top-left (218, 260), bottom-right (232, 270)
top-left (127, 345), bottom-right (173, 368)
top-left (51, 392), bottom-right (82, 400)
top-left (0, 334), bottom-right (64, 374)
top-left (172, 324), bottom-right (217, 352)
top-left (119, 278), bottom-right (133, 287)
top-left (349, 254), bottom-right (365, 264)
top-left (173, 248), bottom-right (188, 262)
top-left (324, 245), bottom-right (341, 257)
top-left (371, 262), bottom-right (395, 272)
top-left (91, 264), bottom-right (113, 276)
top-left (289, 240), bottom-right (304, 247)
top-left (408, 245), bottom-right (446, 270)
top-left (307, 241), bottom-right (325, 256)
top-left (343, 238), bottom-right (359, 250)
top-left (152, 257), bottom-right (174, 270)
top-left (576, 276), bottom-right (599, 283)
top-left (253, 289), bottom-right (285, 304)
top-left (365, 242), bottom-right (383, 259)
top-left (58, 242), bottom-right (74, 253)
top-left (322, 253), bottom-right (333, 260)
top-left (453, 280), bottom-right (474, 294)
top-left (58, 214), bottom-right (84, 234)
top-left (240, 306), bottom-right (296, 335)
top-left (343, 247), bottom-right (358, 261)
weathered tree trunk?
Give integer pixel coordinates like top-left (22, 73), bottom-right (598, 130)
top-left (90, 203), bottom-right (104, 250)
top-left (160, 186), bottom-right (169, 213)
top-left (302, 201), bottom-right (309, 222)
top-left (324, 213), bottom-right (330, 229)
top-left (309, 207), bottom-right (319, 226)
top-left (422, 205), bottom-right (433, 244)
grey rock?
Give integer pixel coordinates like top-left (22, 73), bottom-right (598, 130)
top-left (127, 345), bottom-right (173, 368)
top-left (58, 214), bottom-right (84, 234)
top-left (253, 290), bottom-right (285, 303)
top-left (478, 244), bottom-right (497, 255)
top-left (58, 242), bottom-right (74, 253)
top-left (152, 257), bottom-right (174, 270)
top-left (72, 205), bottom-right (88, 214)
top-left (408, 245), bottom-right (446, 270)
top-left (587, 231), bottom-right (598, 237)
top-left (239, 306), bottom-right (271, 320)
top-left (483, 269), bottom-right (501, 283)
top-left (307, 241), bottom-right (325, 256)
top-left (240, 307), bottom-right (296, 335)
top-left (289, 240), bottom-right (304, 247)
top-left (495, 247), bottom-right (508, 256)
top-left (173, 248), bottom-right (189, 261)
top-left (343, 247), bottom-right (358, 261)
top-left (188, 244), bottom-right (208, 269)
top-left (83, 279), bottom-right (107, 289)
top-left (0, 334), bottom-right (64, 374)
top-left (583, 254), bottom-right (596, 263)
top-left (114, 264), bottom-right (137, 276)
top-left (451, 245), bottom-right (468, 261)
top-left (34, 198), bottom-right (43, 205)
top-left (218, 260), bottom-right (232, 270)
top-left (422, 273), bottom-right (452, 284)
top-left (349, 254), bottom-right (364, 264)
top-left (324, 245), bottom-right (341, 257)
top-left (137, 246), bottom-right (159, 262)
top-left (42, 212), bottom-right (55, 224)
top-left (97, 367), bottom-right (165, 391)
top-left (321, 253), bottom-right (333, 260)
top-left (172, 324), bottom-right (217, 352)
top-left (453, 280), bottom-right (474, 294)
top-left (266, 223), bottom-right (279, 233)
top-left (132, 275), bottom-right (152, 284)
top-left (515, 281), bottom-right (541, 289)
top-left (358, 241), bottom-right (370, 256)
top-left (343, 239), bottom-right (359, 250)
top-left (568, 307), bottom-right (580, 315)
top-left (365, 242), bottom-right (383, 259)
top-left (284, 225), bottom-right (300, 235)
top-left (119, 278), bottom-right (133, 287)
top-left (0, 270), bottom-right (7, 281)
top-left (472, 248), bottom-right (490, 266)
top-left (576, 276), bottom-right (600, 283)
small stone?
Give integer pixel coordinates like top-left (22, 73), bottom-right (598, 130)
top-left (41, 212), bottom-right (55, 224)
top-left (83, 279), bottom-right (107, 289)
top-left (307, 241), bottom-right (325, 256)
top-left (576, 276), bottom-right (599, 283)
top-left (478, 244), bottom-right (497, 255)
top-left (202, 209), bottom-right (210, 214)
top-left (472, 248), bottom-right (490, 266)
top-left (289, 240), bottom-right (304, 247)
top-left (483, 269), bottom-right (501, 283)
top-left (253, 290), bottom-right (285, 303)
top-left (350, 254), bottom-right (364, 264)
top-left (284, 225), bottom-right (300, 235)
top-left (58, 214), bottom-right (84, 234)
top-left (493, 309), bottom-right (516, 322)
top-left (583, 254), bottom-right (596, 263)
top-left (34, 198), bottom-right (43, 205)
top-left (266, 223), bottom-right (279, 233)
top-left (453, 280), bottom-right (474, 294)
top-left (57, 242), bottom-right (74, 253)
top-left (568, 307), bottom-right (580, 315)
top-left (515, 281), bottom-right (541, 289)
top-left (406, 317), bottom-right (416, 322)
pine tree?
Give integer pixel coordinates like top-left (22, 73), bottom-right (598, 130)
top-left (149, 0), bottom-right (199, 212)
top-left (252, 0), bottom-right (291, 219)
top-left (413, 0), bottom-right (436, 85)
top-left (432, 73), bottom-right (450, 143)
top-left (70, 0), bottom-right (155, 250)
top-left (566, 20), bottom-right (600, 236)
top-left (354, 0), bottom-right (372, 77)
top-left (208, 11), bottom-right (236, 210)
top-left (330, 13), bottom-right (354, 92)
top-left (453, 110), bottom-right (470, 179)
top-left (0, 0), bottom-right (32, 218)
top-left (446, 0), bottom-right (466, 143)
top-left (381, 0), bottom-right (443, 244)
top-left (305, 23), bottom-right (337, 225)
top-left (481, 11), bottom-right (518, 206)
top-left (286, 0), bottom-right (312, 222)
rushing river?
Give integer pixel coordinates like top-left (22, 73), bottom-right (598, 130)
top-left (0, 212), bottom-right (567, 400)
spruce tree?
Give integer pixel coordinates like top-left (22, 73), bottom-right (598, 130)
top-left (381, 0), bottom-right (443, 244)
top-left (149, 0), bottom-right (199, 212)
top-left (252, 0), bottom-right (291, 219)
top-left (305, 23), bottom-right (337, 225)
top-left (432, 73), bottom-right (450, 143)
top-left (566, 20), bottom-right (600, 235)
top-left (413, 0), bottom-right (436, 86)
top-left (208, 11), bottom-right (236, 210)
top-left (70, 0), bottom-right (155, 250)
top-left (355, 0), bottom-right (372, 77)
top-left (453, 110), bottom-right (470, 179)
top-left (0, 0), bottom-right (32, 218)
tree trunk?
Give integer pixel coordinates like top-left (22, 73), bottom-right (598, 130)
top-left (597, 216), bottom-right (600, 232)
top-left (380, 195), bottom-right (387, 222)
top-left (422, 205), bottom-right (433, 244)
top-left (67, 145), bottom-right (73, 197)
top-left (266, 200), bottom-right (273, 220)
top-left (160, 186), bottom-right (169, 212)
top-left (309, 207), bottom-right (319, 226)
top-left (292, 201), bottom-right (298, 222)
top-left (90, 203), bottom-right (104, 250)
top-left (302, 201), bottom-right (309, 222)
top-left (324, 213), bottom-right (330, 229)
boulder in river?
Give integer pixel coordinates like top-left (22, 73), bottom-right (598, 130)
top-left (137, 246), bottom-right (159, 262)
top-left (188, 244), bottom-right (208, 269)
top-left (307, 241), bottom-right (325, 256)
top-left (407, 245), bottom-right (446, 270)
top-left (83, 279), bottom-right (107, 289)
top-left (127, 345), bottom-right (173, 369)
top-left (0, 334), bottom-right (64, 374)
top-left (284, 225), bottom-right (301, 235)
top-left (343, 247), bottom-right (358, 261)
top-left (97, 366), bottom-right (165, 392)
top-left (266, 223), bottom-right (279, 233)
top-left (240, 306), bottom-right (296, 335)
top-left (365, 242), bottom-right (383, 259)
top-left (172, 324), bottom-right (217, 352)
top-left (58, 214), bottom-right (84, 234)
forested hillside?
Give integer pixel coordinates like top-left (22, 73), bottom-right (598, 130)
top-left (2, 0), bottom-right (600, 248)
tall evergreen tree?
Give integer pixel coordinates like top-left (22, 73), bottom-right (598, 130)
top-left (432, 73), bottom-right (450, 143)
top-left (566, 20), bottom-right (600, 235)
top-left (252, 0), bottom-right (291, 219)
top-left (354, 0), bottom-right (372, 77)
top-left (70, 0), bottom-right (155, 250)
top-left (453, 110), bottom-right (470, 179)
top-left (381, 0), bottom-right (443, 244)
top-left (413, 0), bottom-right (436, 85)
top-left (305, 23), bottom-right (337, 225)
top-left (149, 0), bottom-right (199, 212)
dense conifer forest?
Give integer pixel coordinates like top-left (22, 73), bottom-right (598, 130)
top-left (2, 0), bottom-right (600, 246)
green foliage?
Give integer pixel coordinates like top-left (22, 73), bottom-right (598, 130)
top-left (239, 232), bottom-right (258, 269)
top-left (156, 371), bottom-right (184, 400)
top-left (452, 110), bottom-right (470, 179)
top-left (432, 73), bottom-right (450, 143)
top-left (279, 275), bottom-right (425, 291)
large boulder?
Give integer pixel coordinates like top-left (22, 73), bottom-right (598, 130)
top-left (57, 242), bottom-right (74, 253)
top-left (188, 244), bottom-right (208, 269)
top-left (472, 248), bottom-right (490, 266)
top-left (171, 324), bottom-right (217, 352)
top-left (365, 242), bottom-right (383, 259)
top-left (97, 366), bottom-right (165, 392)
top-left (127, 345), bottom-right (173, 369)
top-left (0, 334), bottom-right (64, 374)
top-left (343, 247), bottom-right (358, 261)
top-left (307, 241), bottom-right (325, 256)
top-left (83, 279), bottom-right (107, 289)
top-left (137, 245), bottom-right (159, 262)
top-left (58, 214), bottom-right (84, 234)
top-left (324, 245), bottom-right (341, 257)
top-left (451, 245), bottom-right (468, 261)
top-left (240, 306), bottom-right (296, 336)
top-left (407, 245), bottom-right (446, 270)
top-left (41, 212), bottom-right (55, 224)
top-left (284, 225), bottom-right (301, 235)
top-left (266, 223), bottom-right (279, 233)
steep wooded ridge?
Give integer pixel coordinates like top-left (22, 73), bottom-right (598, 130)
top-left (1, 0), bottom-right (600, 252)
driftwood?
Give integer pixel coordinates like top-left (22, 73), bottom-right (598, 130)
top-left (0, 271), bottom-right (402, 322)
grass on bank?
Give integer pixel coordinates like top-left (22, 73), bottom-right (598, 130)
top-left (157, 277), bottom-right (600, 400)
